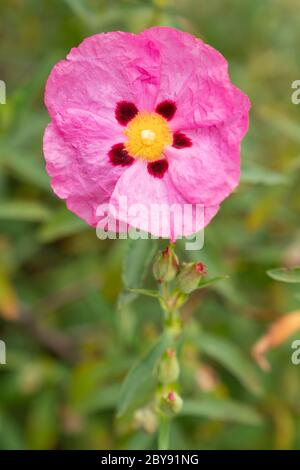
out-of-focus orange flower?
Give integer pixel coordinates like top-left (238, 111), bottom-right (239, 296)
top-left (252, 311), bottom-right (300, 371)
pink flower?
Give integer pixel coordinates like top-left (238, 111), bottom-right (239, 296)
top-left (43, 27), bottom-right (250, 239)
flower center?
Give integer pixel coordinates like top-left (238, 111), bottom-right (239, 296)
top-left (141, 129), bottom-right (156, 145)
top-left (124, 112), bottom-right (172, 161)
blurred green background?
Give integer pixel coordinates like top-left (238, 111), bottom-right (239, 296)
top-left (1, 0), bottom-right (300, 450)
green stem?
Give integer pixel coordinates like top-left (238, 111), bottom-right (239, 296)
top-left (158, 413), bottom-right (171, 450)
top-left (156, 272), bottom-right (183, 449)
top-left (152, 243), bottom-right (205, 449)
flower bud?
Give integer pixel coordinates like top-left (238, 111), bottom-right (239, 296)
top-left (153, 246), bottom-right (179, 283)
top-left (160, 390), bottom-right (183, 416)
top-left (134, 407), bottom-right (157, 434)
top-left (176, 262), bottom-right (207, 294)
top-left (157, 349), bottom-right (180, 384)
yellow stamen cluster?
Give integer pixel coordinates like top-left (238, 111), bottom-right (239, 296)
top-left (124, 112), bottom-right (172, 162)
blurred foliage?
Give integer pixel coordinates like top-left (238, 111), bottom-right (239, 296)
top-left (0, 0), bottom-right (300, 450)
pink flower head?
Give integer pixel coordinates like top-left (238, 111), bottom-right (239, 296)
top-left (43, 27), bottom-right (250, 239)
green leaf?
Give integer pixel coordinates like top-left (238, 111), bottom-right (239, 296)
top-left (267, 266), bottom-right (300, 283)
top-left (62, 0), bottom-right (98, 27)
top-left (193, 332), bottom-right (261, 395)
top-left (0, 151), bottom-right (51, 191)
top-left (117, 333), bottom-right (173, 417)
top-left (128, 288), bottom-right (161, 299)
top-left (68, 358), bottom-right (132, 414)
top-left (38, 207), bottom-right (88, 242)
top-left (181, 399), bottom-right (263, 425)
top-left (122, 239), bottom-right (158, 289)
top-left (78, 384), bottom-right (120, 415)
top-left (0, 201), bottom-right (51, 222)
top-left (241, 162), bottom-right (288, 185)
top-left (294, 293), bottom-right (300, 302)
top-left (118, 238), bottom-right (158, 308)
top-left (0, 412), bottom-right (24, 450)
top-left (197, 275), bottom-right (229, 290)
top-left (264, 110), bottom-right (300, 144)
top-left (26, 390), bottom-right (58, 449)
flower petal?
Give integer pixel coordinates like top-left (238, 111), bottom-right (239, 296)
top-left (45, 32), bottom-right (161, 120)
top-left (109, 160), bottom-right (217, 238)
top-left (141, 27), bottom-right (251, 131)
top-left (167, 116), bottom-right (247, 207)
top-left (43, 111), bottom-right (127, 226)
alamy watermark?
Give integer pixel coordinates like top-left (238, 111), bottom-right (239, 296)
top-left (95, 197), bottom-right (205, 250)
top-left (0, 80), bottom-right (6, 104)
top-left (291, 80), bottom-right (300, 105)
top-left (0, 340), bottom-right (6, 365)
top-left (291, 339), bottom-right (300, 365)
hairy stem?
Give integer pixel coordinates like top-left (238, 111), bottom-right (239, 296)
top-left (155, 252), bottom-right (184, 450)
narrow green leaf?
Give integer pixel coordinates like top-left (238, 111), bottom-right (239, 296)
top-left (38, 207), bottom-right (88, 242)
top-left (26, 390), bottom-right (58, 449)
top-left (0, 201), bottom-right (51, 222)
top-left (118, 238), bottom-right (158, 308)
top-left (0, 151), bottom-right (51, 191)
top-left (128, 288), bottom-right (161, 299)
top-left (267, 267), bottom-right (300, 283)
top-left (294, 293), bottom-right (300, 302)
top-left (122, 239), bottom-right (158, 289)
top-left (68, 358), bottom-right (132, 413)
top-left (241, 162), bottom-right (288, 186)
top-left (117, 334), bottom-right (173, 417)
top-left (79, 384), bottom-right (120, 414)
top-left (197, 275), bottom-right (229, 290)
top-left (63, 0), bottom-right (98, 26)
top-left (181, 399), bottom-right (262, 425)
top-left (264, 110), bottom-right (300, 144)
top-left (194, 332), bottom-right (261, 395)
top-left (0, 412), bottom-right (24, 450)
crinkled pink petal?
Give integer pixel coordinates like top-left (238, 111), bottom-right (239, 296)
top-left (167, 112), bottom-right (249, 206)
top-left (45, 32), bottom-right (160, 120)
top-left (53, 107), bottom-right (122, 158)
top-left (141, 27), bottom-right (250, 131)
top-left (109, 160), bottom-right (218, 239)
top-left (43, 112), bottom-right (126, 226)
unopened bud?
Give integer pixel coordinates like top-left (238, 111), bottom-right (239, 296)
top-left (134, 407), bottom-right (157, 434)
top-left (157, 349), bottom-right (180, 384)
top-left (176, 262), bottom-right (207, 294)
top-left (153, 246), bottom-right (179, 283)
top-left (160, 390), bottom-right (183, 416)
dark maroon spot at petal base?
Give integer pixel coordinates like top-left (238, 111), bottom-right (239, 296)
top-left (172, 131), bottom-right (192, 149)
top-left (115, 101), bottom-right (138, 125)
top-left (147, 159), bottom-right (169, 179)
top-left (108, 143), bottom-right (134, 166)
top-left (155, 100), bottom-right (177, 121)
